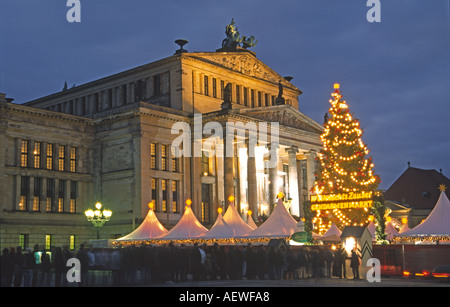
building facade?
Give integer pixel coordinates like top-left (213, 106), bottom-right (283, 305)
top-left (0, 43), bottom-right (323, 251)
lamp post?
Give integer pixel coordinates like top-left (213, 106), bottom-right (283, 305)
top-left (84, 202), bottom-right (112, 240)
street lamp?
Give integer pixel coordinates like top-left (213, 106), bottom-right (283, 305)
top-left (84, 202), bottom-right (112, 239)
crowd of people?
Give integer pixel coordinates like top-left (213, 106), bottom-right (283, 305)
top-left (1, 242), bottom-right (361, 287)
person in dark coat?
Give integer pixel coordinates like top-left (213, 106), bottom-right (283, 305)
top-left (350, 249), bottom-right (361, 279)
top-left (53, 247), bottom-right (65, 287)
top-left (76, 244), bottom-right (89, 286)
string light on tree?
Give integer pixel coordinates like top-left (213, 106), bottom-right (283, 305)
top-left (313, 83), bottom-right (381, 234)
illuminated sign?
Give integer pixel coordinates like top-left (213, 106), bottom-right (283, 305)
top-left (310, 191), bottom-right (373, 211)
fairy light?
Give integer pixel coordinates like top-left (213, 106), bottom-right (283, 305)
top-left (312, 84), bottom-right (380, 234)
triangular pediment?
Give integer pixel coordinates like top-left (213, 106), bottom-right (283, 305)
top-left (239, 105), bottom-right (323, 134)
top-left (185, 51), bottom-right (301, 93)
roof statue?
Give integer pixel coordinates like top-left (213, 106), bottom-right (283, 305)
top-left (116, 202), bottom-right (168, 241)
top-left (221, 18), bottom-right (257, 50)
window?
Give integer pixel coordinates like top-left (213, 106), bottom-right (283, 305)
top-left (172, 147), bottom-right (178, 172)
top-left (58, 145), bottom-right (65, 171)
top-left (150, 143), bottom-right (156, 170)
top-left (236, 85), bottom-right (240, 104)
top-left (69, 235), bottom-right (76, 250)
top-left (33, 177), bottom-right (41, 211)
top-left (46, 178), bottom-right (54, 212)
top-left (220, 80), bottom-right (225, 99)
top-left (122, 84), bottom-right (128, 105)
top-left (265, 93), bottom-right (269, 107)
top-left (46, 143), bottom-right (53, 170)
top-left (251, 89), bottom-right (255, 107)
top-left (161, 145), bottom-right (167, 171)
top-left (108, 88), bottom-right (113, 109)
top-left (45, 235), bottom-right (53, 250)
top-left (201, 151), bottom-right (209, 175)
top-left (20, 140), bottom-right (29, 167)
top-left (153, 74), bottom-right (161, 96)
top-left (258, 91), bottom-right (262, 107)
top-left (172, 181), bottom-right (178, 213)
top-left (70, 181), bottom-right (77, 213)
top-left (162, 179), bottom-right (168, 212)
top-left (212, 78), bottom-right (217, 98)
top-left (19, 176), bottom-right (29, 211)
top-left (58, 180), bottom-right (65, 212)
top-left (19, 234), bottom-right (29, 250)
top-left (151, 178), bottom-right (157, 211)
top-left (70, 147), bottom-right (76, 172)
top-left (33, 142), bottom-right (41, 168)
top-left (243, 87), bottom-right (248, 106)
top-left (204, 75), bottom-right (209, 96)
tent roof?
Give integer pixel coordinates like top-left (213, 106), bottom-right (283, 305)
top-left (117, 208), bottom-right (168, 241)
top-left (322, 223), bottom-right (342, 241)
top-left (202, 203), bottom-right (253, 239)
top-left (158, 205), bottom-right (207, 240)
top-left (247, 215), bottom-right (258, 230)
top-left (245, 198), bottom-right (300, 238)
top-left (398, 190), bottom-right (450, 237)
top-left (399, 223), bottom-right (410, 234)
top-left (340, 226), bottom-right (369, 239)
top-left (385, 221), bottom-right (399, 240)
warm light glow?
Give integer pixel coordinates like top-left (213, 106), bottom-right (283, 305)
top-left (148, 201), bottom-right (155, 210)
top-left (203, 172), bottom-right (208, 177)
top-left (401, 217), bottom-right (408, 224)
top-left (228, 195), bottom-right (235, 202)
top-left (247, 209), bottom-right (252, 216)
top-left (95, 202), bottom-right (102, 210)
top-left (334, 83), bottom-right (340, 89)
top-left (344, 237), bottom-right (356, 255)
top-left (85, 209), bottom-right (94, 218)
top-left (185, 199), bottom-right (192, 206)
top-left (217, 207), bottom-right (223, 214)
top-left (277, 191), bottom-right (284, 199)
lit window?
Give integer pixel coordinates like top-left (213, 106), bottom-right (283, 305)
top-left (33, 196), bottom-right (40, 212)
top-left (161, 145), bottom-right (167, 171)
top-left (58, 145), bottom-right (65, 171)
top-left (45, 234), bottom-right (53, 250)
top-left (151, 178), bottom-right (157, 211)
top-left (162, 179), bottom-right (167, 212)
top-left (172, 147), bottom-right (178, 172)
top-left (69, 235), bottom-right (76, 250)
top-left (34, 142), bottom-right (41, 168)
top-left (70, 147), bottom-right (76, 172)
top-left (150, 143), bottom-right (156, 170)
top-left (20, 140), bottom-right (29, 167)
top-left (212, 78), bottom-right (217, 98)
top-left (172, 181), bottom-right (178, 213)
top-left (46, 144), bottom-right (53, 170)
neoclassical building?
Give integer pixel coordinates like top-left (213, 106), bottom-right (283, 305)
top-left (0, 37), bottom-right (323, 250)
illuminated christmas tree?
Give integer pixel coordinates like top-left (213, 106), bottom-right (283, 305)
top-left (313, 83), bottom-right (380, 234)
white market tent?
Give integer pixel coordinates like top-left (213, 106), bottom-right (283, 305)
top-left (247, 214), bottom-right (258, 230)
top-left (397, 189), bottom-right (450, 238)
top-left (385, 221), bottom-right (399, 240)
top-left (399, 223), bottom-right (410, 234)
top-left (321, 223), bottom-right (342, 242)
top-left (201, 203), bottom-right (253, 239)
top-left (367, 221), bottom-right (376, 241)
top-left (116, 206), bottom-right (168, 241)
top-left (245, 198), bottom-right (301, 239)
top-left (158, 204), bottom-right (208, 240)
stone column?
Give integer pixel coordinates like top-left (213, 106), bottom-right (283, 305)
top-left (224, 132), bottom-right (235, 208)
top-left (267, 143), bottom-right (279, 212)
top-left (306, 150), bottom-right (317, 199)
top-left (247, 140), bottom-right (257, 221)
top-left (287, 146), bottom-right (300, 217)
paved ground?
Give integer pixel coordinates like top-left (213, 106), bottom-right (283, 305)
top-left (146, 276), bottom-right (449, 287)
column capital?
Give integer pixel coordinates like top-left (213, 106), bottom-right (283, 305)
top-left (286, 146), bottom-right (299, 155)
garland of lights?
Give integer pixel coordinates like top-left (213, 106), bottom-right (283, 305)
top-left (312, 84), bottom-right (380, 234)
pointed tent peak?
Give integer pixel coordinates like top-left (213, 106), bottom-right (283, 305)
top-left (158, 204), bottom-right (207, 240)
top-left (116, 206), bottom-right (168, 241)
top-left (322, 223), bottom-right (342, 242)
top-left (398, 187), bottom-right (450, 237)
top-left (148, 200), bottom-right (155, 210)
top-left (246, 195), bottom-right (300, 238)
top-left (399, 223), bottom-right (410, 234)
